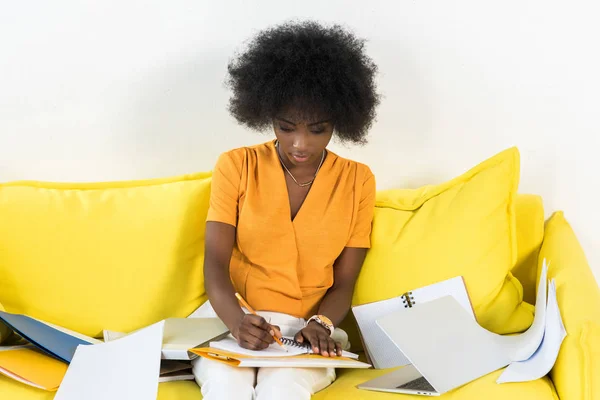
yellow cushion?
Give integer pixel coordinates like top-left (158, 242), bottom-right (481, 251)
top-left (512, 194), bottom-right (545, 304)
top-left (314, 366), bottom-right (558, 399)
top-left (353, 147), bottom-right (533, 335)
top-left (541, 212), bottom-right (600, 400)
top-left (0, 173), bottom-right (211, 337)
top-left (0, 374), bottom-right (201, 400)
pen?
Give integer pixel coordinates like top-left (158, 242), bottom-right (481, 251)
top-left (234, 292), bottom-right (288, 352)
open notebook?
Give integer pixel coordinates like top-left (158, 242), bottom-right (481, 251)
top-left (352, 276), bottom-right (475, 369)
top-left (191, 336), bottom-right (371, 368)
top-left (0, 312), bottom-right (96, 364)
top-left (0, 314), bottom-right (100, 391)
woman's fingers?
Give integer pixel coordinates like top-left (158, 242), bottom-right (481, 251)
top-left (239, 328), bottom-right (271, 350)
top-left (335, 341), bottom-right (342, 357)
top-left (327, 336), bottom-right (338, 357)
top-left (318, 336), bottom-right (330, 357)
top-left (245, 324), bottom-right (273, 344)
top-left (302, 329), bottom-right (318, 353)
top-left (270, 324), bottom-right (282, 339)
top-left (240, 338), bottom-right (266, 350)
top-left (236, 314), bottom-right (275, 349)
top-left (246, 315), bottom-right (272, 332)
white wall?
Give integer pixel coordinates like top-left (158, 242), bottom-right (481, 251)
top-left (1, 1), bottom-right (598, 282)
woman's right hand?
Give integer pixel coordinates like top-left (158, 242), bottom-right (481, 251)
top-left (232, 314), bottom-right (281, 350)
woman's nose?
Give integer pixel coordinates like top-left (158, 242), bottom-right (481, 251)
top-left (292, 131), bottom-right (309, 150)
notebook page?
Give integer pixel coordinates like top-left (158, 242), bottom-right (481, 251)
top-left (352, 276), bottom-right (474, 369)
top-left (352, 297), bottom-right (411, 369)
top-left (210, 336), bottom-right (358, 359)
top-left (238, 356), bottom-right (371, 369)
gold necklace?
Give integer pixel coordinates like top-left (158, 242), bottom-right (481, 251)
top-left (275, 141), bottom-right (326, 187)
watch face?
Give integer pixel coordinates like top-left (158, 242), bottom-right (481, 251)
top-left (319, 315), bottom-right (333, 326)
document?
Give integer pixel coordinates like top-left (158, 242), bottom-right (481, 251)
top-left (55, 321), bottom-right (164, 400)
top-left (497, 279), bottom-right (567, 383)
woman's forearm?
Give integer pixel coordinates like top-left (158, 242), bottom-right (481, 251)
top-left (316, 247), bottom-right (368, 327)
top-left (203, 222), bottom-right (245, 336)
top-left (316, 285), bottom-right (353, 327)
top-left (205, 262), bottom-right (245, 335)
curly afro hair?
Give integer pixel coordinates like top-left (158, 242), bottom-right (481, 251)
top-left (226, 20), bottom-right (380, 144)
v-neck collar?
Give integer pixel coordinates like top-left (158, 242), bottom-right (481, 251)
top-left (269, 140), bottom-right (334, 224)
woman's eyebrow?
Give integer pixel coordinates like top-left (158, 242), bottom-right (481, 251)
top-left (276, 117), bottom-right (330, 126)
top-left (308, 119), bottom-right (331, 126)
top-left (276, 117), bottom-right (296, 125)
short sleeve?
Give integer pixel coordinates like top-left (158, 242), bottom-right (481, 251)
top-left (207, 151), bottom-right (242, 227)
top-left (346, 168), bottom-right (376, 248)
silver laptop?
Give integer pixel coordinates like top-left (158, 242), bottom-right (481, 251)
top-left (357, 296), bottom-right (509, 396)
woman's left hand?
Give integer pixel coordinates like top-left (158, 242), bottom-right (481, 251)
top-left (294, 321), bottom-right (342, 357)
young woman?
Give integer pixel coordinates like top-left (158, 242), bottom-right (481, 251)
top-left (192, 20), bottom-right (380, 400)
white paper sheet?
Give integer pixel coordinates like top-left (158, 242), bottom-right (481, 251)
top-left (497, 279), bottom-right (567, 383)
top-left (492, 260), bottom-right (549, 362)
top-left (55, 321), bottom-right (164, 400)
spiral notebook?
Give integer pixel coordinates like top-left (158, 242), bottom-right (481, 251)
top-left (190, 336), bottom-right (371, 368)
top-left (352, 276), bottom-right (475, 369)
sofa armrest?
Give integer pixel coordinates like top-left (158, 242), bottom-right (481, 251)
top-left (538, 212), bottom-right (600, 400)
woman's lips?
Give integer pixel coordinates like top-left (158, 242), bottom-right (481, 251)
top-left (291, 154), bottom-right (310, 163)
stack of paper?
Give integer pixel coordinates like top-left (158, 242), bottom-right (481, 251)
top-left (158, 360), bottom-right (194, 382)
top-left (496, 274), bottom-right (567, 383)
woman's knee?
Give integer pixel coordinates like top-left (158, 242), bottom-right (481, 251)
top-left (256, 367), bottom-right (336, 399)
top-left (192, 357), bottom-right (256, 399)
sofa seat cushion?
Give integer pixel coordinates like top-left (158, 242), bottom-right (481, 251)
top-left (1, 365), bottom-right (557, 400)
top-left (0, 375), bottom-right (202, 399)
top-left (314, 366), bottom-right (559, 400)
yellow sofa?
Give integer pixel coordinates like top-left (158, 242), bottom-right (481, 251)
top-left (1, 148), bottom-right (598, 400)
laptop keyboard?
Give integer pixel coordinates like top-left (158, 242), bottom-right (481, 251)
top-left (397, 376), bottom-right (436, 392)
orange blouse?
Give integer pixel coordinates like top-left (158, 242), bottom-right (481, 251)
top-left (207, 140), bottom-right (376, 319)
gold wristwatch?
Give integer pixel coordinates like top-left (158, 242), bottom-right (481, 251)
top-left (307, 314), bottom-right (334, 336)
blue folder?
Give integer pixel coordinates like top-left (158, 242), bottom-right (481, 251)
top-left (0, 311), bottom-right (91, 363)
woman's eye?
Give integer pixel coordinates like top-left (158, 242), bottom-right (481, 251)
top-left (311, 129), bottom-right (325, 134)
top-left (279, 126), bottom-right (293, 132)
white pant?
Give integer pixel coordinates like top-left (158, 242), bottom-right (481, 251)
top-left (192, 310), bottom-right (348, 400)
